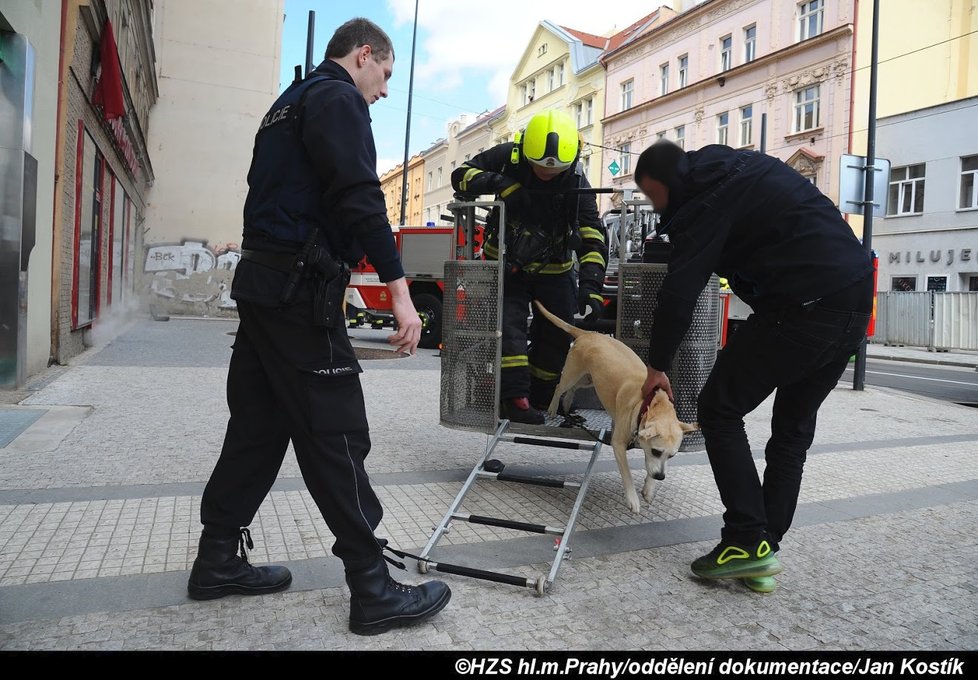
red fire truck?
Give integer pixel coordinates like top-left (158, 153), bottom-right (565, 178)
top-left (345, 225), bottom-right (482, 349)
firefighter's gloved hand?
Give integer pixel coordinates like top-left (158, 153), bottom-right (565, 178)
top-left (577, 283), bottom-right (604, 325)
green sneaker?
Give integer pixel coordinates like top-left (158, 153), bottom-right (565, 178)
top-left (690, 539), bottom-right (782, 580)
top-left (742, 576), bottom-right (777, 594)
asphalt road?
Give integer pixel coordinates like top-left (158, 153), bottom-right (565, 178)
top-left (842, 359), bottom-right (978, 407)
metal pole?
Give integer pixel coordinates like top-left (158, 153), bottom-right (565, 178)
top-left (853, 0), bottom-right (879, 391)
top-left (305, 11), bottom-right (315, 77)
top-left (759, 113), bottom-right (767, 153)
top-left (399, 0), bottom-right (419, 226)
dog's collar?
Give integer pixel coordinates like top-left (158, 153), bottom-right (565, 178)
top-left (637, 387), bottom-right (660, 427)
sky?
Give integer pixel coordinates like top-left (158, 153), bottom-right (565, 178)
top-left (279, 0), bottom-right (666, 176)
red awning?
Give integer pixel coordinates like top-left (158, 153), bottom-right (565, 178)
top-left (93, 19), bottom-right (125, 120)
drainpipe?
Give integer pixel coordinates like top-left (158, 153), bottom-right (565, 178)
top-left (50, 0), bottom-right (71, 365)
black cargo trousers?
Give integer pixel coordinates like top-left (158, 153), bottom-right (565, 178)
top-left (200, 295), bottom-right (385, 570)
top-left (500, 268), bottom-right (577, 407)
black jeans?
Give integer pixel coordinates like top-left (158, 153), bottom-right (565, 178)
top-left (697, 277), bottom-right (872, 550)
top-left (200, 299), bottom-right (385, 570)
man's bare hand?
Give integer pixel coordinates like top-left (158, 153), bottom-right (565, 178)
top-left (643, 366), bottom-right (673, 401)
top-left (386, 278), bottom-right (421, 355)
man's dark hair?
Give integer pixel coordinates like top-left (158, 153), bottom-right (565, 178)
top-left (633, 139), bottom-right (687, 187)
top-left (325, 18), bottom-right (394, 62)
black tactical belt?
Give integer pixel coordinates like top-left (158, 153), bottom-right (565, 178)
top-left (241, 249), bottom-right (298, 274)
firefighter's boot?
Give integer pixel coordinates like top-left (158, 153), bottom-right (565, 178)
top-left (347, 559), bottom-right (452, 636)
top-left (501, 396), bottom-right (546, 425)
top-left (187, 526), bottom-right (292, 600)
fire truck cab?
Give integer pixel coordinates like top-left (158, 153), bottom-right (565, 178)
top-left (345, 225), bottom-right (481, 349)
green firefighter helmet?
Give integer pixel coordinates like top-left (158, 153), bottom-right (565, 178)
top-left (520, 110), bottom-right (580, 172)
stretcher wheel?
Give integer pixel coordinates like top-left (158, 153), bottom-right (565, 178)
top-left (534, 576), bottom-right (548, 596)
top-left (418, 560), bottom-right (429, 574)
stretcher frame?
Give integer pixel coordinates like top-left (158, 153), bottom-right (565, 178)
top-left (419, 198), bottom-right (615, 595)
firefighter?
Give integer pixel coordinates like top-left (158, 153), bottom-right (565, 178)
top-left (634, 140), bottom-right (873, 593)
top-left (187, 18), bottom-right (451, 636)
top-left (451, 110), bottom-right (608, 424)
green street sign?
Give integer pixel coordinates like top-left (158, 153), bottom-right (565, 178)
top-left (608, 160), bottom-right (620, 176)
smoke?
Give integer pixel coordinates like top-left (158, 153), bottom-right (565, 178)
top-left (83, 296), bottom-right (145, 351)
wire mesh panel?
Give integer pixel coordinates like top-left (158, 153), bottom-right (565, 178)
top-left (440, 260), bottom-right (503, 434)
top-left (617, 263), bottom-right (720, 451)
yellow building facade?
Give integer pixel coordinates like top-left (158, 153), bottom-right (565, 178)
top-left (379, 154), bottom-right (425, 226)
top-left (490, 21), bottom-right (609, 203)
top-left (848, 0), bottom-right (978, 237)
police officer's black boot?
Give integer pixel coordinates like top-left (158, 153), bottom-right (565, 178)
top-left (346, 559), bottom-right (452, 636)
top-left (187, 526), bottom-right (292, 601)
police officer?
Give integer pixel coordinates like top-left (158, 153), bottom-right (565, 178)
top-left (451, 110), bottom-right (608, 424)
top-left (187, 17), bottom-right (451, 636)
top-left (633, 140), bottom-right (873, 593)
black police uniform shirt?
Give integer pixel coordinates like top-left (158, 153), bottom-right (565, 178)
top-left (647, 144), bottom-right (873, 372)
top-left (233, 59), bottom-right (403, 307)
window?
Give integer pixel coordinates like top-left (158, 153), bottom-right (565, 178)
top-left (678, 55), bottom-right (688, 88)
top-left (575, 97), bottom-right (593, 127)
top-left (793, 85), bottom-right (820, 132)
top-left (656, 131), bottom-right (666, 140)
top-left (969, 276), bottom-right (978, 292)
top-left (621, 79), bottom-right (634, 110)
top-left (450, 160), bottom-right (456, 171)
top-left (521, 79), bottom-right (536, 105)
top-left (744, 25), bottom-right (756, 62)
top-left (799, 0), bottom-right (824, 41)
top-left (109, 176), bottom-right (127, 306)
top-left (556, 62), bottom-right (564, 87)
top-left (582, 155), bottom-right (590, 179)
top-left (891, 276), bottom-right (917, 292)
top-left (717, 112), bottom-right (729, 146)
top-left (720, 35), bottom-right (732, 71)
top-left (888, 164), bottom-right (926, 215)
top-left (538, 43), bottom-right (547, 56)
top-left (927, 276), bottom-right (947, 292)
top-left (549, 68), bottom-right (555, 91)
top-left (675, 125), bottom-right (685, 149)
top-left (464, 154), bottom-right (470, 162)
top-left (437, 167), bottom-right (442, 187)
top-left (621, 143), bottom-right (632, 175)
top-left (660, 63), bottom-right (669, 96)
top-left (960, 155), bottom-right (978, 209)
top-left (427, 171), bottom-right (432, 191)
top-left (740, 105), bottom-right (753, 146)
top-left (74, 126), bottom-right (102, 328)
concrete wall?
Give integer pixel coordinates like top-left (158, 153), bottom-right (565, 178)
top-left (0, 1), bottom-right (60, 381)
top-left (874, 97), bottom-right (978, 292)
top-left (143, 0), bottom-right (284, 316)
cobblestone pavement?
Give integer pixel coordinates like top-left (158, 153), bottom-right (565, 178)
top-left (1, 318), bottom-right (976, 651)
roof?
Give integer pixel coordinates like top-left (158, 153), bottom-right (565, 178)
top-left (560, 26), bottom-right (607, 50)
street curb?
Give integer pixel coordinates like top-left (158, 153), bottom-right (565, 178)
top-left (868, 353), bottom-right (978, 370)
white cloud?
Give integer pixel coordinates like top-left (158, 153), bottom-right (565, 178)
top-left (377, 157), bottom-right (403, 176)
top-left (387, 0), bottom-right (667, 104)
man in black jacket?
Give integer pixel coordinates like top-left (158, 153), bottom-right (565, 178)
top-left (187, 18), bottom-right (450, 635)
top-left (634, 140), bottom-right (872, 593)
top-left (451, 110), bottom-right (608, 424)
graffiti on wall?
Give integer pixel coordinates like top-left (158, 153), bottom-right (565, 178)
top-left (144, 240), bottom-right (241, 314)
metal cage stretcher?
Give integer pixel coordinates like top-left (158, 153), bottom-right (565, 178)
top-left (417, 197), bottom-right (719, 595)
